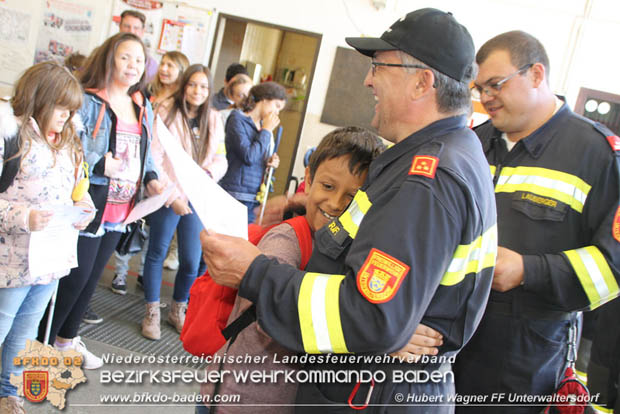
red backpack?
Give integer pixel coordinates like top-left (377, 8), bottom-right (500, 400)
top-left (180, 216), bottom-right (313, 356)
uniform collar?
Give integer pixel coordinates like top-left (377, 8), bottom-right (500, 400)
top-left (485, 99), bottom-right (572, 158)
top-left (367, 115), bottom-right (467, 182)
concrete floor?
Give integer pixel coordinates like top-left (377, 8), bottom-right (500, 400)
top-left (20, 255), bottom-right (202, 413)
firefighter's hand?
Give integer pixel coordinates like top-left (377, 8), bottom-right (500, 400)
top-left (390, 324), bottom-right (443, 362)
top-left (492, 246), bottom-right (524, 292)
top-left (200, 229), bottom-right (260, 288)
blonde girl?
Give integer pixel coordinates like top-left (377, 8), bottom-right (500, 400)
top-left (0, 61), bottom-right (93, 412)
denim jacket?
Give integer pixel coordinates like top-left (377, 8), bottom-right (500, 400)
top-left (219, 110), bottom-right (272, 202)
top-left (75, 90), bottom-right (158, 234)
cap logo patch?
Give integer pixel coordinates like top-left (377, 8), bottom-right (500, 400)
top-left (357, 248), bottom-right (409, 303)
top-left (613, 205), bottom-right (620, 243)
top-left (409, 155), bottom-right (439, 178)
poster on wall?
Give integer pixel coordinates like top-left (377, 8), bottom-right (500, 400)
top-left (109, 0), bottom-right (163, 57)
top-left (33, 0), bottom-right (94, 64)
top-left (0, 2), bottom-right (32, 80)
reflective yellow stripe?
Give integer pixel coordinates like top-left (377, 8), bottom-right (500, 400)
top-left (490, 165), bottom-right (496, 176)
top-left (298, 273), bottom-right (349, 354)
top-left (574, 368), bottom-right (588, 384)
top-left (591, 403), bottom-right (614, 413)
top-left (339, 190), bottom-right (371, 239)
top-left (495, 166), bottom-right (591, 212)
top-left (216, 142), bottom-right (226, 155)
top-left (564, 246), bottom-right (620, 310)
top-left (441, 224), bottom-right (498, 286)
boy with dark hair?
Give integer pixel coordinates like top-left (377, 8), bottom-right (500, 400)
top-left (199, 126), bottom-right (386, 413)
top-left (212, 63), bottom-right (250, 110)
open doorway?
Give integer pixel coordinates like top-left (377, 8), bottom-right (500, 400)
top-left (209, 14), bottom-right (322, 195)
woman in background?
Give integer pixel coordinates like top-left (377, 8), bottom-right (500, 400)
top-left (141, 64), bottom-right (226, 340)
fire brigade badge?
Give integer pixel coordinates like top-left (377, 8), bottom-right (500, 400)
top-left (23, 371), bottom-right (48, 403)
top-left (613, 205), bottom-right (620, 243)
top-left (357, 248), bottom-right (409, 303)
top-left (409, 155), bottom-right (438, 179)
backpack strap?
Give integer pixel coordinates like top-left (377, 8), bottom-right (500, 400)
top-left (285, 215), bottom-right (313, 269)
top-left (0, 134), bottom-right (21, 193)
top-left (222, 216), bottom-right (314, 342)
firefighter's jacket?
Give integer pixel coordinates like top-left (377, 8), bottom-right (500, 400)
top-left (477, 103), bottom-right (620, 313)
top-left (239, 115), bottom-right (497, 360)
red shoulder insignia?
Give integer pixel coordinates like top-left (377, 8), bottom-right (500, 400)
top-left (607, 135), bottom-right (620, 152)
top-left (409, 155), bottom-right (438, 179)
top-left (357, 248), bottom-right (409, 304)
top-left (613, 206), bottom-right (620, 243)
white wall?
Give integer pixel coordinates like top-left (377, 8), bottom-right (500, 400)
top-left (3, 0), bottom-right (618, 183)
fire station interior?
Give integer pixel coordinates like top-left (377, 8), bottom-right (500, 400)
top-left (0, 0), bottom-right (619, 412)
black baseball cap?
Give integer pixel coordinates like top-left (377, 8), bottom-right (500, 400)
top-left (345, 8), bottom-right (475, 83)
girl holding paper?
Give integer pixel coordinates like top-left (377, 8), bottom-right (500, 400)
top-left (141, 64), bottom-right (226, 340)
top-left (37, 32), bottom-right (163, 368)
top-left (0, 62), bottom-right (94, 412)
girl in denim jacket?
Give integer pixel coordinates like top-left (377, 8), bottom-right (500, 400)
top-left (37, 33), bottom-right (163, 369)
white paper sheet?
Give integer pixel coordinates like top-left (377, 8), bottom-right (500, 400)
top-left (28, 205), bottom-right (91, 278)
top-left (155, 116), bottom-right (248, 239)
top-left (122, 185), bottom-right (175, 226)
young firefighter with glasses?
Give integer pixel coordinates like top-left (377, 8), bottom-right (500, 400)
top-left (454, 31), bottom-right (620, 413)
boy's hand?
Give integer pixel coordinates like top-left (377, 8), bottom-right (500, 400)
top-left (200, 229), bottom-right (260, 288)
top-left (253, 193), bottom-right (308, 227)
top-left (29, 209), bottom-right (53, 232)
top-left (390, 324), bottom-right (443, 362)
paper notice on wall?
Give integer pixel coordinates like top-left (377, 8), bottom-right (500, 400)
top-left (155, 116), bottom-right (248, 240)
top-left (0, 6), bottom-right (31, 80)
top-left (34, 0), bottom-right (94, 64)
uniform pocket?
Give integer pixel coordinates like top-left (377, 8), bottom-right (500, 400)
top-left (511, 191), bottom-right (568, 222)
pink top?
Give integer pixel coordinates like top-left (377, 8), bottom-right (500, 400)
top-left (101, 118), bottom-right (141, 226)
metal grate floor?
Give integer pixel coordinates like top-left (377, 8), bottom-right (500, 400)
top-left (78, 286), bottom-right (204, 369)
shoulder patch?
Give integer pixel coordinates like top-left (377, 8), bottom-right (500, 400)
top-left (409, 155), bottom-right (438, 179)
top-left (613, 206), bottom-right (620, 243)
top-left (357, 248), bottom-right (409, 304)
top-left (607, 135), bottom-right (620, 152)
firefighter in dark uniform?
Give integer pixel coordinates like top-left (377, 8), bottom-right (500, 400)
top-left (454, 31), bottom-right (620, 414)
top-left (202, 9), bottom-right (497, 413)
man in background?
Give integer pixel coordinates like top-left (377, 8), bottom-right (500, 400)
top-left (212, 63), bottom-right (250, 110)
top-left (119, 9), bottom-right (158, 82)
top-left (455, 30), bottom-right (620, 413)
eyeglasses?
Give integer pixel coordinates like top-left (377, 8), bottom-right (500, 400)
top-left (370, 61), bottom-right (429, 76)
top-left (471, 63), bottom-right (534, 100)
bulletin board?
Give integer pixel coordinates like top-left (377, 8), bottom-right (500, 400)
top-left (108, 0), bottom-right (215, 65)
top-left (321, 46), bottom-right (375, 131)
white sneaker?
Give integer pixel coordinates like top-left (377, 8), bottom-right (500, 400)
top-left (55, 336), bottom-right (103, 370)
top-left (163, 256), bottom-right (179, 270)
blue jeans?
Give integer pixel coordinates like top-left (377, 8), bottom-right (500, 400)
top-left (0, 281), bottom-right (58, 397)
top-left (143, 205), bottom-right (204, 303)
top-left (240, 200), bottom-right (259, 224)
